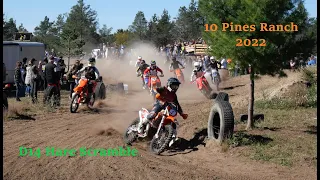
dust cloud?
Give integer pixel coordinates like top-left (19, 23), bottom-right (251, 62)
top-left (91, 41), bottom-right (206, 135)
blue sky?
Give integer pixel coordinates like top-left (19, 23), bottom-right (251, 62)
top-left (4, 0), bottom-right (317, 34)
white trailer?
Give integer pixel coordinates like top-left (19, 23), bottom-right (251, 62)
top-left (3, 41), bottom-right (45, 85)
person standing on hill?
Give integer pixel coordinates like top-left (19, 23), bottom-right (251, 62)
top-left (14, 62), bottom-right (23, 101)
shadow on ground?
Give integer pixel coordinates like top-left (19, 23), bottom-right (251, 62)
top-left (222, 84), bottom-right (246, 90)
top-left (230, 131), bottom-right (273, 147)
top-left (162, 128), bottom-right (208, 156)
top-left (304, 125), bottom-right (317, 135)
top-left (6, 113), bottom-right (36, 121)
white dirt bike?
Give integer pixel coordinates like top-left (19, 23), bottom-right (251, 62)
top-left (210, 69), bottom-right (220, 91)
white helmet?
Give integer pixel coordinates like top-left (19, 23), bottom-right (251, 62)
top-left (138, 56), bottom-right (142, 60)
top-left (193, 61), bottom-right (201, 68)
top-left (210, 56), bottom-right (215, 60)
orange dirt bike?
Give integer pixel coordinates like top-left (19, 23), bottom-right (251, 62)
top-left (149, 74), bottom-right (164, 101)
top-left (170, 67), bottom-right (185, 84)
top-left (124, 102), bottom-right (186, 155)
top-left (70, 75), bottom-right (102, 113)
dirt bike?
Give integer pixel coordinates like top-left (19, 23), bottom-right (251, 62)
top-left (123, 108), bottom-right (158, 145)
top-left (149, 74), bottom-right (164, 101)
top-left (170, 67), bottom-right (185, 84)
top-left (70, 76), bottom-right (101, 113)
top-left (149, 102), bottom-right (185, 155)
top-left (211, 69), bottom-right (220, 91)
top-left (191, 72), bottom-right (213, 99)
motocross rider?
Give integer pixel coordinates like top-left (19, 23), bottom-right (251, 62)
top-left (143, 60), bottom-right (164, 89)
top-left (206, 56), bottom-right (221, 83)
top-left (137, 77), bottom-right (188, 137)
top-left (135, 56), bottom-right (143, 68)
top-left (136, 60), bottom-right (150, 89)
top-left (190, 61), bottom-right (204, 82)
top-left (73, 58), bottom-right (100, 102)
top-left (169, 56), bottom-right (185, 77)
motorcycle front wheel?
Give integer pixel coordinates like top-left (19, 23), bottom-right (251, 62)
top-left (149, 124), bottom-right (174, 155)
top-left (70, 93), bottom-right (80, 113)
top-left (124, 118), bottom-right (140, 145)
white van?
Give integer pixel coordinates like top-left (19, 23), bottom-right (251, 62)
top-left (3, 41), bottom-right (45, 85)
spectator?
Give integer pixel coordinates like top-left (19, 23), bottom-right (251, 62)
top-left (221, 58), bottom-right (228, 69)
top-left (59, 57), bottom-right (66, 81)
top-left (307, 55), bottom-right (317, 66)
top-left (21, 57), bottom-right (28, 81)
top-left (25, 60), bottom-right (32, 97)
top-left (42, 58), bottom-right (48, 90)
top-left (44, 57), bottom-right (61, 104)
top-left (14, 62), bottom-right (23, 101)
top-left (30, 58), bottom-right (39, 103)
top-left (66, 60), bottom-right (81, 99)
top-left (290, 59), bottom-right (296, 71)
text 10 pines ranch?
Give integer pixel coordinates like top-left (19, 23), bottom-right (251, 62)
top-left (204, 22), bottom-right (298, 32)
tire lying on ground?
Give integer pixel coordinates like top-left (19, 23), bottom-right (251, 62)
top-left (94, 82), bottom-right (106, 100)
top-left (207, 99), bottom-right (234, 144)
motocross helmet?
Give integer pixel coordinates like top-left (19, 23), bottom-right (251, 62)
top-left (138, 56), bottom-right (142, 60)
top-left (167, 77), bottom-right (181, 92)
top-left (150, 60), bottom-right (156, 69)
top-left (88, 57), bottom-right (96, 66)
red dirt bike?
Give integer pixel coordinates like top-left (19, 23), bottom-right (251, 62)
top-left (124, 102), bottom-right (186, 155)
top-left (170, 67), bottom-right (185, 84)
top-left (70, 76), bottom-right (102, 113)
top-left (149, 74), bottom-right (164, 101)
top-left (191, 72), bottom-right (213, 99)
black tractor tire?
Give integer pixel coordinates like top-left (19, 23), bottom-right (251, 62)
top-left (214, 92), bottom-right (229, 102)
top-left (95, 82), bottom-right (106, 100)
top-left (149, 124), bottom-right (174, 155)
top-left (207, 100), bottom-right (234, 144)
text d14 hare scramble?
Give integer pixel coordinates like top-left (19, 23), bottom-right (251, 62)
top-left (19, 146), bottom-right (138, 158)
top-left (204, 22), bottom-right (299, 47)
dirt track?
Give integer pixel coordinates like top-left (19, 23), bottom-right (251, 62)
top-left (3, 57), bottom-right (316, 180)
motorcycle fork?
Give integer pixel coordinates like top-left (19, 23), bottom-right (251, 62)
top-left (154, 115), bottom-right (166, 139)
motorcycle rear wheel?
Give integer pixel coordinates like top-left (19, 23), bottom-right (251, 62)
top-left (150, 124), bottom-right (173, 155)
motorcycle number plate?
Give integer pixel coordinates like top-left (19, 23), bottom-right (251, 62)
top-left (151, 77), bottom-right (157, 81)
top-left (169, 109), bottom-right (177, 116)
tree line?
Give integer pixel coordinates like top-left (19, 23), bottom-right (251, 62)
top-left (3, 0), bottom-right (203, 57)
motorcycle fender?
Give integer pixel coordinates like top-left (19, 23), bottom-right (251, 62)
top-left (163, 116), bottom-right (175, 125)
top-left (196, 78), bottom-right (204, 90)
top-left (139, 109), bottom-right (149, 124)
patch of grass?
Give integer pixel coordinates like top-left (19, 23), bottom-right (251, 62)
top-left (225, 107), bottom-right (316, 167)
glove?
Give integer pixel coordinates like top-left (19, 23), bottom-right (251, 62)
top-left (181, 113), bottom-right (188, 119)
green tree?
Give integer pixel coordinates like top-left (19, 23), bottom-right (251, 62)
top-left (18, 23), bottom-right (28, 32)
top-left (99, 24), bottom-right (114, 45)
top-left (155, 9), bottom-right (174, 47)
top-left (146, 14), bottom-right (159, 43)
top-left (61, 0), bottom-right (99, 54)
top-left (199, 0), bottom-right (313, 130)
top-left (129, 11), bottom-right (148, 40)
top-left (173, 0), bottom-right (203, 41)
top-left (3, 18), bottom-right (18, 40)
top-left (33, 16), bottom-right (59, 51)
